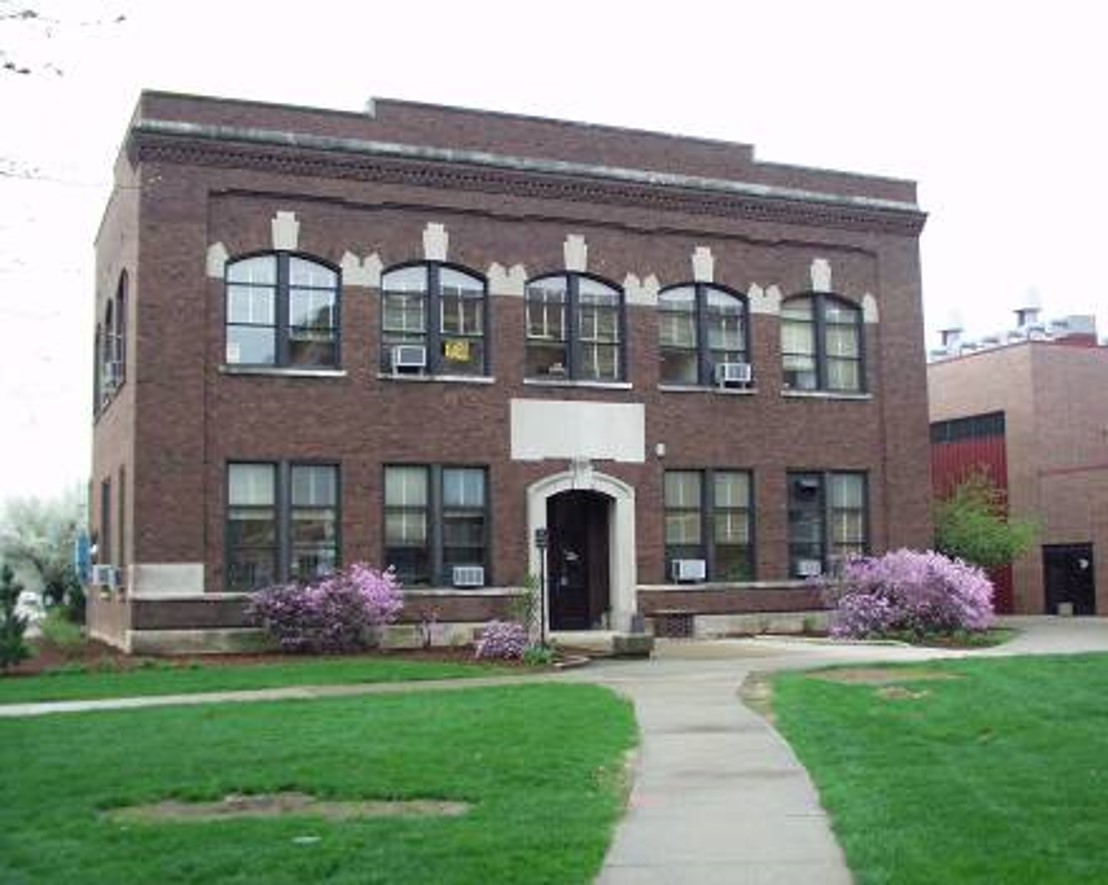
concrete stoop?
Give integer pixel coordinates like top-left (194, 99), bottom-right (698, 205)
top-left (550, 630), bottom-right (655, 658)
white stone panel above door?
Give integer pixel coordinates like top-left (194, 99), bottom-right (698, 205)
top-left (510, 399), bottom-right (645, 463)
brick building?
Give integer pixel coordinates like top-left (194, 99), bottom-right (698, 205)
top-left (929, 315), bottom-right (1108, 615)
top-left (88, 91), bottom-right (931, 653)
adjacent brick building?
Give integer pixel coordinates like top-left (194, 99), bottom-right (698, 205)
top-left (88, 91), bottom-right (932, 652)
top-left (929, 316), bottom-right (1108, 614)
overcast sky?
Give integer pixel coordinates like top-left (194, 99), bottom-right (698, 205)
top-left (1, 0), bottom-right (1105, 505)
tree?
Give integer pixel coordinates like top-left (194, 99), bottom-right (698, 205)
top-left (934, 472), bottom-right (1037, 570)
top-left (0, 563), bottom-right (30, 670)
top-left (0, 487), bottom-right (85, 621)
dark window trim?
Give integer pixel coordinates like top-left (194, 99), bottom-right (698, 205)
top-left (224, 251), bottom-right (343, 370)
top-left (380, 260), bottom-right (490, 376)
top-left (787, 469), bottom-right (869, 577)
top-left (658, 282), bottom-right (750, 387)
top-left (663, 467), bottom-right (756, 581)
top-left (525, 271), bottom-right (626, 382)
top-left (224, 460), bottom-right (342, 591)
top-left (383, 463), bottom-right (491, 588)
top-left (782, 292), bottom-right (865, 393)
top-left (99, 477), bottom-right (112, 567)
top-left (930, 411), bottom-right (1006, 444)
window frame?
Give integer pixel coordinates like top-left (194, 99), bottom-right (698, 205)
top-left (225, 461), bottom-right (341, 592)
top-left (224, 251), bottom-right (342, 370)
top-left (663, 468), bottom-right (755, 581)
top-left (658, 282), bottom-right (750, 387)
top-left (525, 272), bottom-right (626, 382)
top-left (781, 293), bottom-right (864, 393)
top-left (383, 464), bottom-right (490, 588)
top-left (380, 261), bottom-right (489, 376)
top-left (786, 470), bottom-right (869, 577)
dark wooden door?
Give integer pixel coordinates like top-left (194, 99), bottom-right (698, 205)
top-left (547, 491), bottom-right (610, 630)
top-left (1043, 544), bottom-right (1096, 615)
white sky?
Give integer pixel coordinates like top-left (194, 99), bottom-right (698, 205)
top-left (1, 0), bottom-right (1105, 504)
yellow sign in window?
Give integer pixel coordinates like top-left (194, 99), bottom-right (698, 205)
top-left (443, 339), bottom-right (470, 362)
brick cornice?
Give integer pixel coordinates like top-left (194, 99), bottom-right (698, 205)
top-left (129, 120), bottom-right (927, 235)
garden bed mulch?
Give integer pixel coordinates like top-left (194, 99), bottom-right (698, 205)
top-left (9, 638), bottom-right (483, 678)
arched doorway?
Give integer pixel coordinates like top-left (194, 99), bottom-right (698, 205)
top-left (547, 490), bottom-right (611, 630)
top-left (526, 464), bottom-right (637, 633)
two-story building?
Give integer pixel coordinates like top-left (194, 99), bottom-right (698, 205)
top-left (88, 91), bottom-right (931, 653)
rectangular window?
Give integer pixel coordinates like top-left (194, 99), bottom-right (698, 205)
top-left (117, 467), bottom-right (127, 571)
top-left (99, 478), bottom-right (112, 567)
top-left (227, 463), bottom-right (278, 591)
top-left (226, 462), bottom-right (340, 591)
top-left (788, 471), bottom-right (868, 577)
top-left (384, 465), bottom-right (489, 587)
top-left (664, 469), bottom-right (753, 581)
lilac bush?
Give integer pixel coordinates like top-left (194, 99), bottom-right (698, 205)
top-left (474, 620), bottom-right (529, 660)
top-left (825, 549), bottom-right (995, 639)
top-left (248, 563), bottom-right (403, 653)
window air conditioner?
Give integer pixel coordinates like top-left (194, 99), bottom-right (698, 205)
top-left (90, 565), bottom-right (119, 588)
top-left (715, 361), bottom-right (753, 387)
top-left (671, 558), bottom-right (707, 583)
top-left (391, 345), bottom-right (427, 373)
top-left (452, 565), bottom-right (485, 588)
top-left (795, 559), bottom-right (823, 578)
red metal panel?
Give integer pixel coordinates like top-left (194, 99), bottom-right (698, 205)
top-left (931, 436), bottom-right (1013, 612)
top-left (930, 437), bottom-right (1008, 497)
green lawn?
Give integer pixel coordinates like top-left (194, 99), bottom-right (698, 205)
top-left (0, 683), bottom-right (636, 884)
top-left (773, 654), bottom-right (1108, 884)
top-left (0, 656), bottom-right (510, 705)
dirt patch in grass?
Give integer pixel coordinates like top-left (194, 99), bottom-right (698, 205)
top-left (102, 792), bottom-right (471, 823)
top-left (876, 686), bottom-right (932, 701)
top-left (809, 667), bottom-right (961, 686)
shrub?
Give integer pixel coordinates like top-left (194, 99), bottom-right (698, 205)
top-left (248, 563), bottom-right (403, 653)
top-left (474, 620), bottom-right (529, 660)
top-left (825, 549), bottom-right (995, 640)
top-left (934, 471), bottom-right (1037, 569)
top-left (1, 563), bottom-right (30, 671)
top-left (37, 608), bottom-right (86, 660)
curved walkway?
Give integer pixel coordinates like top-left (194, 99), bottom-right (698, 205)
top-left (5, 617), bottom-right (1108, 883)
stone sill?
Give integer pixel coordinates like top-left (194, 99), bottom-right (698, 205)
top-left (658, 384), bottom-right (756, 396)
top-left (638, 580), bottom-right (813, 592)
top-left (781, 389), bottom-right (872, 402)
top-left (220, 365), bottom-right (348, 379)
top-left (376, 373), bottom-right (496, 385)
top-left (523, 378), bottom-right (633, 391)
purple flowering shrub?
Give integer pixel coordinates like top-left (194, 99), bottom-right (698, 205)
top-left (474, 620), bottom-right (529, 660)
top-left (825, 549), bottom-right (995, 639)
top-left (248, 563), bottom-right (403, 653)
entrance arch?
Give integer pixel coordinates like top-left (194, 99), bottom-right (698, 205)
top-left (527, 464), bottom-right (637, 632)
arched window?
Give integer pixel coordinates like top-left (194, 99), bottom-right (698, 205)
top-left (781, 294), bottom-right (863, 392)
top-left (658, 283), bottom-right (749, 386)
top-left (381, 262), bottom-right (487, 376)
top-left (225, 253), bottom-right (340, 368)
top-left (525, 273), bottom-right (623, 381)
top-left (101, 300), bottom-right (117, 392)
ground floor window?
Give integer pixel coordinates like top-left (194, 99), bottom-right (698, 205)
top-left (663, 469), bottom-right (753, 581)
top-left (226, 462), bottom-right (339, 591)
top-left (384, 465), bottom-right (488, 586)
top-left (787, 471), bottom-right (867, 577)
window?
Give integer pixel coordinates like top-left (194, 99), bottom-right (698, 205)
top-left (115, 271), bottom-right (127, 386)
top-left (225, 254), bottom-right (339, 368)
top-left (781, 294), bottom-right (863, 392)
top-left (664, 470), bottom-right (753, 581)
top-left (787, 471), bottom-right (867, 577)
top-left (381, 263), bottom-right (486, 375)
top-left (99, 478), bottom-right (112, 566)
top-left (117, 466), bottom-right (127, 571)
top-left (658, 284), bottom-right (749, 386)
top-left (226, 462), bottom-right (339, 591)
top-left (526, 274), bottom-right (624, 381)
top-left (930, 411), bottom-right (1005, 443)
top-left (384, 465), bottom-right (488, 586)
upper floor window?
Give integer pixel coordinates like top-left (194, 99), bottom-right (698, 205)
top-left (664, 469), bottom-right (754, 581)
top-left (225, 254), bottom-right (339, 368)
top-left (526, 274), bottom-right (624, 382)
top-left (781, 294), bottom-right (863, 392)
top-left (226, 461), bottom-right (339, 591)
top-left (659, 284), bottom-right (749, 386)
top-left (381, 263), bottom-right (486, 376)
top-left (787, 471), bottom-right (867, 578)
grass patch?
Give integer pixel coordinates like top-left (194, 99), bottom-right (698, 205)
top-left (773, 654), bottom-right (1108, 884)
top-left (0, 656), bottom-right (511, 705)
top-left (0, 683), bottom-right (636, 884)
